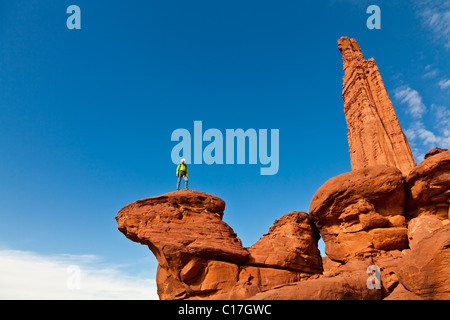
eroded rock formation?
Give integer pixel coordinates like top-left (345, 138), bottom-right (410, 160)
top-left (309, 165), bottom-right (408, 262)
top-left (116, 190), bottom-right (323, 299)
top-left (338, 36), bottom-right (416, 176)
top-left (116, 149), bottom-right (450, 300)
top-left (116, 37), bottom-right (450, 300)
top-left (250, 150), bottom-right (449, 300)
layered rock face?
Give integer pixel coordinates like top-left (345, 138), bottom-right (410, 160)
top-left (116, 190), bottom-right (323, 300)
top-left (117, 149), bottom-right (450, 300)
top-left (338, 36), bottom-right (416, 176)
top-left (309, 165), bottom-right (408, 262)
top-left (308, 149), bottom-right (450, 300)
top-left (246, 211), bottom-right (322, 274)
top-left (116, 38), bottom-right (450, 300)
top-left (405, 147), bottom-right (450, 220)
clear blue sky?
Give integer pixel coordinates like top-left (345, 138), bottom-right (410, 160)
top-left (0, 0), bottom-right (448, 298)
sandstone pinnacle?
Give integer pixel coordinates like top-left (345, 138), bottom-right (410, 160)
top-left (338, 36), bottom-right (416, 176)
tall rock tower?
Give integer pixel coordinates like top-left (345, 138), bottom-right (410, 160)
top-left (338, 37), bottom-right (416, 176)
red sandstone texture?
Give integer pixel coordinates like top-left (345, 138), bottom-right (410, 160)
top-left (338, 37), bottom-right (416, 176)
top-left (116, 38), bottom-right (450, 300)
top-left (117, 153), bottom-right (450, 300)
top-left (117, 191), bottom-right (323, 299)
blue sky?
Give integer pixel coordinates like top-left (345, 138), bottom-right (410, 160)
top-left (0, 0), bottom-right (449, 299)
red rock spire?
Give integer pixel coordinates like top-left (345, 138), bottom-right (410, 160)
top-left (338, 36), bottom-right (416, 176)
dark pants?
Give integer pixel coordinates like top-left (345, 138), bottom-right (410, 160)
top-left (177, 171), bottom-right (188, 190)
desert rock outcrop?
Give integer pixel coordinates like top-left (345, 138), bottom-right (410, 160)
top-left (116, 37), bottom-right (449, 300)
top-left (309, 165), bottom-right (408, 262)
top-left (246, 211), bottom-right (323, 274)
top-left (338, 36), bottom-right (416, 176)
top-left (116, 190), bottom-right (323, 299)
top-left (405, 148), bottom-right (450, 220)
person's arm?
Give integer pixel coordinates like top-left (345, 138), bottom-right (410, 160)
top-left (185, 165), bottom-right (188, 177)
top-left (176, 164), bottom-right (180, 176)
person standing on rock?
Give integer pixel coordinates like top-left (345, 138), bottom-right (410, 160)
top-left (176, 159), bottom-right (189, 191)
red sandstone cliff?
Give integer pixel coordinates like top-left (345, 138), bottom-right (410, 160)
top-left (117, 190), bottom-right (323, 299)
top-left (117, 149), bottom-right (450, 300)
top-left (115, 38), bottom-right (450, 300)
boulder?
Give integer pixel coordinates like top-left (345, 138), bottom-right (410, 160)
top-left (116, 190), bottom-right (249, 270)
top-left (383, 283), bottom-right (423, 300)
top-left (309, 165), bottom-right (408, 262)
top-left (407, 215), bottom-right (445, 249)
top-left (246, 211), bottom-right (323, 274)
top-left (424, 147), bottom-right (448, 159)
top-left (369, 227), bottom-right (409, 251)
top-left (396, 224), bottom-right (450, 299)
top-left (405, 149), bottom-right (450, 219)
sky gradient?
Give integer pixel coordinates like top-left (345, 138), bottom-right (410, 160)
top-left (0, 0), bottom-right (449, 299)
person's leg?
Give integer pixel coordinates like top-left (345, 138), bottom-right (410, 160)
top-left (177, 174), bottom-right (182, 191)
top-left (184, 175), bottom-right (189, 190)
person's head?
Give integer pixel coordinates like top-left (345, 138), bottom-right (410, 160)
top-left (181, 159), bottom-right (186, 164)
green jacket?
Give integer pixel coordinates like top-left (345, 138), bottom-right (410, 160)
top-left (176, 163), bottom-right (188, 177)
